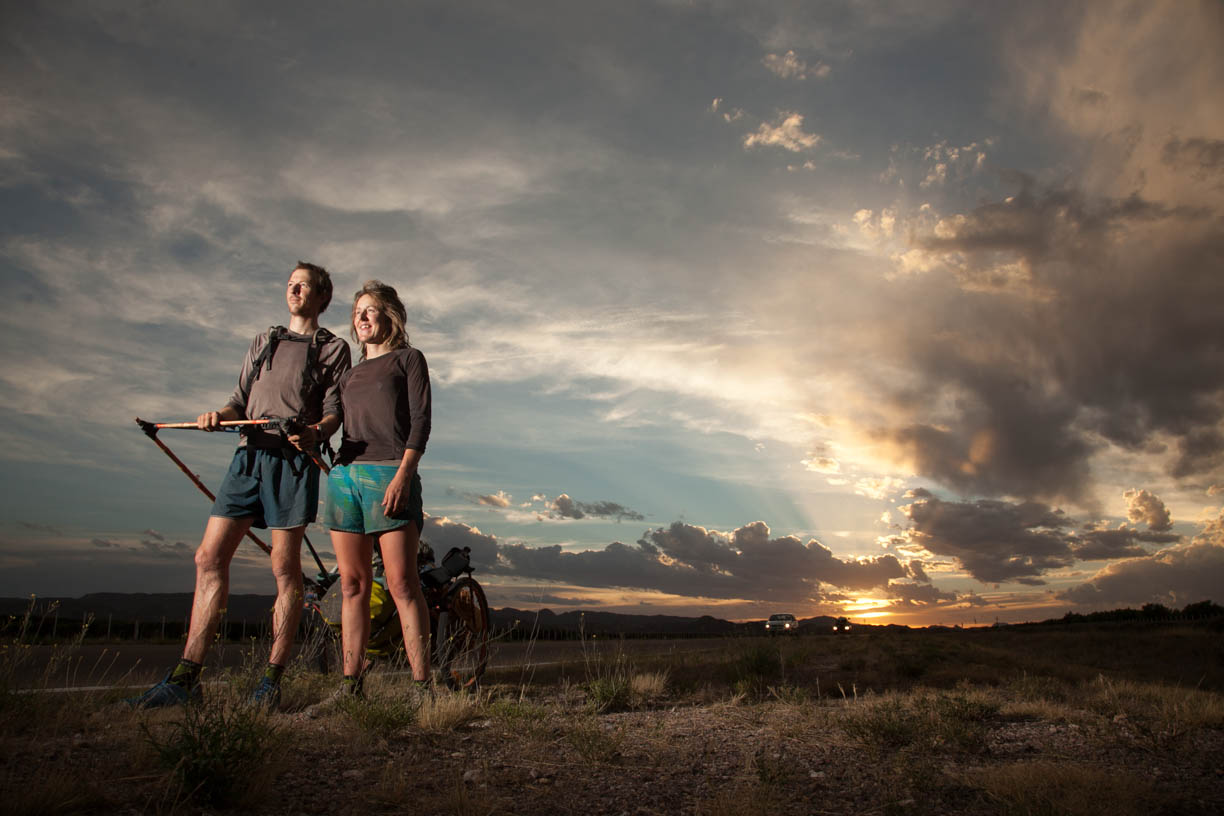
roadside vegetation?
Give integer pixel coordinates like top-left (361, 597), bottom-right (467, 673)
top-left (1, 618), bottom-right (1221, 815)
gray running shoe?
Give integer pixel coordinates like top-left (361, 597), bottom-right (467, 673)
top-left (248, 676), bottom-right (282, 711)
top-left (126, 672), bottom-right (202, 709)
top-left (304, 682), bottom-right (362, 719)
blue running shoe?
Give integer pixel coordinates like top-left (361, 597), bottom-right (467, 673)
top-left (248, 676), bottom-right (282, 711)
top-left (126, 672), bottom-right (201, 709)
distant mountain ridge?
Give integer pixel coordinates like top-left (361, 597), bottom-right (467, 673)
top-left (0, 593), bottom-right (839, 634)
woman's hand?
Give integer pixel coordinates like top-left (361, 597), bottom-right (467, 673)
top-left (382, 471), bottom-right (413, 517)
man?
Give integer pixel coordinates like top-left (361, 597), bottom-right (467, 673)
top-left (129, 262), bottom-right (351, 709)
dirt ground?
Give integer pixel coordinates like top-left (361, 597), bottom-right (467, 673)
top-left (3, 675), bottom-right (1223, 815)
top-left (4, 626), bottom-right (1223, 815)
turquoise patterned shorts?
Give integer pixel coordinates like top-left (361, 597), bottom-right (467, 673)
top-left (323, 464), bottom-right (423, 534)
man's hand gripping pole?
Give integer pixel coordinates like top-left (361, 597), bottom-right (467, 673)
top-left (133, 418), bottom-right (332, 581)
top-left (134, 417), bottom-right (272, 556)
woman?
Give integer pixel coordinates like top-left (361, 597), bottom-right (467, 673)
top-left (321, 280), bottom-right (432, 698)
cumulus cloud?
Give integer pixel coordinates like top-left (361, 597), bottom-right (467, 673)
top-left (853, 476), bottom-right (906, 501)
top-left (1059, 513), bottom-right (1224, 607)
top-left (547, 494), bottom-right (645, 522)
top-left (761, 51), bottom-right (829, 81)
top-left (864, 178), bottom-right (1222, 505)
top-left (893, 491), bottom-right (1184, 584)
top-left (1072, 527), bottom-right (1179, 561)
top-left (90, 537), bottom-right (120, 548)
top-left (848, 3), bottom-right (1224, 508)
top-left (802, 455), bottom-right (841, 474)
top-left (886, 580), bottom-right (956, 607)
top-left (895, 495), bottom-right (1076, 583)
top-left (477, 491), bottom-right (512, 508)
top-left (1123, 488), bottom-right (1172, 532)
top-left (743, 113), bottom-right (820, 152)
top-left (427, 515), bottom-right (905, 603)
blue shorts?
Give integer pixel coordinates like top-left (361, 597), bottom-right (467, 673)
top-left (209, 447), bottom-right (319, 530)
top-left (323, 464), bottom-right (423, 535)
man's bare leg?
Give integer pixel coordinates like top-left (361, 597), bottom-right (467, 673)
top-left (379, 523), bottom-right (431, 683)
top-left (267, 527), bottom-right (305, 667)
top-left (183, 516), bottom-right (252, 664)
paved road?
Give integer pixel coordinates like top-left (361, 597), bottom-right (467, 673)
top-left (8, 637), bottom-right (736, 691)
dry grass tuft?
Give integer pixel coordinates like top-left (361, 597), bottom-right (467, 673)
top-left (630, 669), bottom-right (668, 704)
top-left (1086, 674), bottom-right (1224, 750)
top-left (3, 760), bottom-right (113, 816)
top-left (970, 760), bottom-right (1155, 816)
top-left (417, 687), bottom-right (483, 732)
top-left (696, 783), bottom-right (788, 816)
top-left (839, 688), bottom-right (998, 753)
top-left (141, 697), bottom-right (285, 809)
top-left (564, 715), bottom-right (624, 763)
top-left (422, 783), bottom-right (502, 816)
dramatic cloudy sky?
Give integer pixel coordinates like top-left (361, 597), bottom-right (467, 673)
top-left (2, 1), bottom-right (1221, 625)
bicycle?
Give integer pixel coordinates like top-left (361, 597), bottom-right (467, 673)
top-left (303, 543), bottom-right (492, 690)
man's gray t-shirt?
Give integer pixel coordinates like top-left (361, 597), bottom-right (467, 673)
top-left (225, 329), bottom-right (352, 449)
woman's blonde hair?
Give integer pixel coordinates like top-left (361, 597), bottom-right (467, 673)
top-left (351, 279), bottom-right (409, 360)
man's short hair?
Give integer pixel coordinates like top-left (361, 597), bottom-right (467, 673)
top-left (295, 261), bottom-right (333, 315)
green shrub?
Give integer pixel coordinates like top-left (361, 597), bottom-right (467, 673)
top-left (144, 700), bottom-right (281, 807)
top-left (728, 642), bottom-right (783, 698)
top-left (565, 716), bottom-right (624, 763)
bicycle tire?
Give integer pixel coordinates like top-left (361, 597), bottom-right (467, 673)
top-left (300, 606), bottom-right (340, 674)
top-left (434, 576), bottom-right (490, 690)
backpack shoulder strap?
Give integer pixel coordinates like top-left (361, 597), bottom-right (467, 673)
top-left (241, 326), bottom-right (285, 396)
top-left (301, 327), bottom-right (336, 406)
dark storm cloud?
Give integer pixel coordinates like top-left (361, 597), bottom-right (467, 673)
top-left (1072, 528), bottom-right (1179, 561)
top-left (879, 182), bottom-right (1224, 504)
top-left (425, 515), bottom-right (904, 603)
top-left (1162, 137), bottom-right (1224, 178)
top-left (1059, 515), bottom-right (1224, 607)
top-left (18, 522), bottom-right (62, 534)
top-left (549, 494), bottom-right (645, 522)
top-left (898, 495), bottom-right (1077, 583)
top-left (907, 559), bottom-right (930, 583)
top-left (137, 538), bottom-right (192, 558)
top-left (896, 492), bottom-right (1184, 583)
top-left (886, 580), bottom-right (957, 607)
top-left (421, 515), bottom-right (500, 567)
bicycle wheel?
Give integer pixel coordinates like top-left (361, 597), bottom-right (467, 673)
top-left (300, 605), bottom-right (340, 674)
top-left (434, 577), bottom-right (490, 690)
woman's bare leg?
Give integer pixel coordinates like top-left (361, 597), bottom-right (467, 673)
top-left (331, 530), bottom-right (374, 679)
top-left (378, 523), bottom-right (431, 682)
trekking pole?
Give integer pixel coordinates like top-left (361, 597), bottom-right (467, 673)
top-left (135, 418), bottom-right (332, 579)
top-left (144, 418), bottom-right (332, 475)
top-left (135, 418), bottom-right (272, 556)
top-left (145, 419), bottom-right (275, 430)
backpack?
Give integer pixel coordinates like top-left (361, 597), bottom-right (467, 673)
top-left (242, 325), bottom-right (336, 413)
